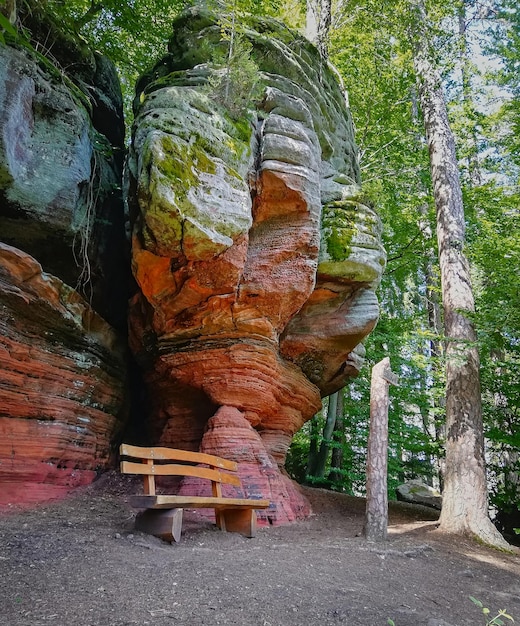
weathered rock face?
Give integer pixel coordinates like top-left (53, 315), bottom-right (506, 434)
top-left (178, 407), bottom-right (311, 525)
top-left (0, 3), bottom-right (127, 329)
top-left (0, 4), bottom-right (128, 506)
top-left (128, 8), bottom-right (385, 522)
top-left (0, 244), bottom-right (127, 506)
top-left (396, 480), bottom-right (443, 511)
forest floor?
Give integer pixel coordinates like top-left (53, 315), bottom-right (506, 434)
top-left (0, 472), bottom-right (519, 626)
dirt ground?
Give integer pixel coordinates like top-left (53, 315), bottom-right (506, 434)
top-left (0, 472), bottom-right (519, 626)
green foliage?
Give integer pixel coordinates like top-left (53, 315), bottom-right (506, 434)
top-left (207, 29), bottom-right (262, 119)
top-left (35, 0), bottom-right (187, 122)
top-left (0, 9), bottom-right (17, 43)
top-left (463, 168), bottom-right (520, 518)
top-left (285, 423), bottom-right (312, 484)
top-left (288, 330), bottom-right (442, 498)
top-left (289, 0), bottom-right (520, 520)
top-left (44, 0), bottom-right (186, 70)
top-left (469, 596), bottom-right (515, 625)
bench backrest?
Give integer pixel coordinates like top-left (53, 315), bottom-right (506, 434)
top-left (119, 443), bottom-right (241, 497)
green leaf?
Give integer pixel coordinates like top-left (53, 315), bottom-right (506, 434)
top-left (470, 596), bottom-right (484, 609)
top-left (0, 11), bottom-right (17, 36)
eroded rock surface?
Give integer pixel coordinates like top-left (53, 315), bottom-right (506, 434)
top-left (0, 3), bottom-right (128, 506)
top-left (0, 2), bottom-right (127, 328)
top-left (0, 244), bottom-right (127, 506)
top-left (396, 480), bottom-right (443, 511)
top-left (178, 406), bottom-right (311, 525)
top-left (128, 8), bottom-right (385, 522)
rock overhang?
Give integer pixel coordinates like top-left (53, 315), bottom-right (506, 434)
top-left (127, 6), bottom-right (387, 523)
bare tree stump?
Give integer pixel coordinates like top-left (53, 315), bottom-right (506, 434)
top-left (364, 357), bottom-right (397, 542)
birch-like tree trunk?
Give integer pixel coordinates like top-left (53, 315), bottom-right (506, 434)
top-left (458, 3), bottom-right (482, 186)
top-left (317, 0), bottom-right (332, 58)
top-left (411, 0), bottom-right (508, 548)
top-left (329, 387), bottom-right (345, 485)
top-left (306, 0), bottom-right (332, 58)
top-left (305, 0), bottom-right (318, 44)
top-left (420, 207), bottom-right (445, 488)
top-left (306, 411), bottom-right (320, 477)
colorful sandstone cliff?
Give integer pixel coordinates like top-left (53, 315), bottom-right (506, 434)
top-left (0, 3), bottom-right (128, 505)
top-left (0, 5), bottom-right (385, 518)
top-left (127, 8), bottom-right (385, 523)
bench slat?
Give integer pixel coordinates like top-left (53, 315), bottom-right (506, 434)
top-left (120, 444), bottom-right (237, 471)
top-left (130, 495), bottom-right (270, 510)
top-left (120, 460), bottom-right (242, 486)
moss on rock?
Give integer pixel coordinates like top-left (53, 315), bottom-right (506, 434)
top-left (319, 199), bottom-right (385, 285)
top-left (134, 87), bottom-right (254, 261)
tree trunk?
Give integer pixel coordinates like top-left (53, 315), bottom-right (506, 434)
top-left (458, 3), bottom-right (482, 186)
top-left (414, 84), bottom-right (445, 489)
top-left (329, 387), bottom-right (345, 486)
top-left (314, 392), bottom-right (339, 479)
top-left (306, 0), bottom-right (332, 58)
top-left (317, 0), bottom-right (332, 58)
top-left (423, 210), bottom-right (445, 489)
top-left (364, 358), bottom-right (391, 542)
top-left (306, 412), bottom-right (320, 478)
top-left (411, 0), bottom-right (508, 548)
top-left (305, 0), bottom-right (318, 44)
top-left (0, 0), bottom-right (17, 25)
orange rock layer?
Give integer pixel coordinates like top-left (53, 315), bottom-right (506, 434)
top-left (0, 244), bottom-right (127, 507)
top-left (178, 407), bottom-right (312, 525)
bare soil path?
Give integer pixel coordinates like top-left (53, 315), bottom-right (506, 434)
top-left (1, 473), bottom-right (519, 626)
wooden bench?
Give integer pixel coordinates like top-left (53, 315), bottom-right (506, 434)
top-left (119, 443), bottom-right (270, 542)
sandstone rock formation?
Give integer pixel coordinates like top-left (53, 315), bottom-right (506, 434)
top-left (178, 407), bottom-right (312, 525)
top-left (0, 244), bottom-right (127, 506)
top-left (0, 4), bottom-right (128, 506)
top-left (396, 480), bottom-right (442, 511)
top-left (128, 8), bottom-right (385, 522)
top-left (0, 4), bottom-right (385, 518)
top-left (0, 2), bottom-right (127, 329)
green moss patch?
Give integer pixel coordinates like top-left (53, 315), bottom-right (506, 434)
top-left (321, 202), bottom-right (357, 262)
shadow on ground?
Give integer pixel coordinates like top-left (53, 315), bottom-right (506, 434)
top-left (0, 472), bottom-right (519, 626)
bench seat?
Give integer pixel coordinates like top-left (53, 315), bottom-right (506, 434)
top-left (120, 443), bottom-right (270, 542)
top-left (130, 495), bottom-right (270, 510)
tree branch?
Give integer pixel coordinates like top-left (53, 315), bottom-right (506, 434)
top-left (75, 1), bottom-right (103, 30)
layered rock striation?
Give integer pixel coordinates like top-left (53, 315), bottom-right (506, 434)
top-left (128, 8), bottom-right (386, 523)
top-left (0, 3), bottom-right (128, 506)
top-left (0, 244), bottom-right (127, 505)
top-left (0, 4), bottom-right (385, 517)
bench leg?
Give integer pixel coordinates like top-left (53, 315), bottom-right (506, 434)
top-left (215, 510), bottom-right (225, 532)
top-left (220, 509), bottom-right (257, 538)
top-left (135, 508), bottom-right (183, 543)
